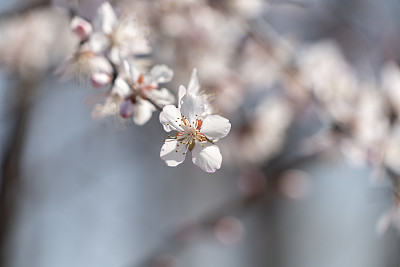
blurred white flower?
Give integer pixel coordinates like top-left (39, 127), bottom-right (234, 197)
top-left (90, 2), bottom-right (151, 64)
top-left (0, 8), bottom-right (75, 79)
top-left (159, 94), bottom-right (231, 172)
top-left (223, 96), bottom-right (293, 166)
top-left (297, 40), bottom-right (358, 124)
top-left (93, 60), bottom-right (175, 125)
top-left (381, 61), bottom-right (400, 118)
top-left (57, 43), bottom-right (113, 84)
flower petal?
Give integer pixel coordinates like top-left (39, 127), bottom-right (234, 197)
top-left (89, 54), bottom-right (113, 74)
top-left (122, 60), bottom-right (140, 82)
top-left (150, 65), bottom-right (174, 84)
top-left (180, 93), bottom-right (204, 124)
top-left (178, 85), bottom-right (186, 109)
top-left (146, 87), bottom-right (175, 107)
top-left (160, 105), bottom-right (183, 132)
top-left (160, 139), bottom-right (187, 167)
top-left (192, 142), bottom-right (222, 173)
top-left (89, 32), bottom-right (110, 54)
top-left (187, 68), bottom-right (200, 94)
top-left (91, 72), bottom-right (111, 88)
top-left (201, 115), bottom-right (231, 142)
top-left (93, 2), bottom-right (117, 34)
top-left (112, 77), bottom-right (131, 98)
top-left (133, 99), bottom-right (155, 125)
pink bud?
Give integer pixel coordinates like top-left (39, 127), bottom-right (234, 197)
top-left (70, 16), bottom-right (93, 40)
top-left (120, 99), bottom-right (135, 118)
top-left (90, 73), bottom-right (111, 88)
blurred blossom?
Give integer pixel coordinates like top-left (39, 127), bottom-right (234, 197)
top-left (111, 60), bottom-right (174, 125)
top-left (223, 96), bottom-right (293, 166)
top-left (345, 88), bottom-right (388, 167)
top-left (228, 0), bottom-right (267, 19)
top-left (381, 61), bottom-right (400, 118)
top-left (90, 2), bottom-right (151, 64)
top-left (57, 43), bottom-right (113, 84)
top-left (297, 40), bottom-right (359, 124)
top-left (383, 125), bottom-right (400, 175)
top-left (213, 217), bottom-right (244, 245)
top-left (0, 8), bottom-right (75, 79)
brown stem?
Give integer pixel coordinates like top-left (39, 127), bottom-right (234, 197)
top-left (0, 79), bottom-right (37, 267)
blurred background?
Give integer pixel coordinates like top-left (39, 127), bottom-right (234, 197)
top-left (0, 0), bottom-right (400, 267)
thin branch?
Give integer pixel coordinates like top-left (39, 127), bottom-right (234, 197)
top-left (0, 78), bottom-right (38, 267)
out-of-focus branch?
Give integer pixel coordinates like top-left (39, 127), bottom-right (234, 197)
top-left (131, 151), bottom-right (319, 267)
top-left (0, 78), bottom-right (38, 267)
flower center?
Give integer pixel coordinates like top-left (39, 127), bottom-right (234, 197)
top-left (177, 118), bottom-right (206, 149)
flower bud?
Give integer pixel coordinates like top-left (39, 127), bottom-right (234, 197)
top-left (90, 72), bottom-right (111, 88)
top-left (120, 99), bottom-right (135, 118)
top-left (70, 16), bottom-right (93, 40)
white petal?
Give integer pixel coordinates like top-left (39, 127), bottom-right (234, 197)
top-left (90, 54), bottom-right (113, 74)
top-left (180, 93), bottom-right (204, 124)
top-left (94, 2), bottom-right (117, 34)
top-left (146, 88), bottom-right (175, 106)
top-left (160, 139), bottom-right (187, 167)
top-left (178, 85), bottom-right (186, 109)
top-left (91, 96), bottom-right (118, 119)
top-left (112, 77), bottom-right (131, 98)
top-left (122, 60), bottom-right (140, 82)
top-left (187, 68), bottom-right (200, 94)
top-left (201, 115), bottom-right (231, 142)
top-left (160, 105), bottom-right (183, 132)
top-left (192, 142), bottom-right (222, 173)
top-left (133, 99), bottom-right (156, 125)
top-left (109, 46), bottom-right (123, 65)
top-left (89, 32), bottom-right (110, 53)
top-left (150, 65), bottom-right (174, 84)
top-left (91, 73), bottom-right (111, 88)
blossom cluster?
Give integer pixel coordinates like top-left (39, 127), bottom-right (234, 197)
top-left (57, 2), bottom-right (231, 173)
top-left (2, 0), bottom-right (400, 234)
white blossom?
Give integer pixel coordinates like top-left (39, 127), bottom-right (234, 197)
top-left (178, 69), bottom-right (215, 116)
top-left (57, 43), bottom-right (113, 84)
top-left (103, 60), bottom-right (175, 125)
top-left (90, 2), bottom-right (151, 64)
top-left (159, 94), bottom-right (231, 172)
